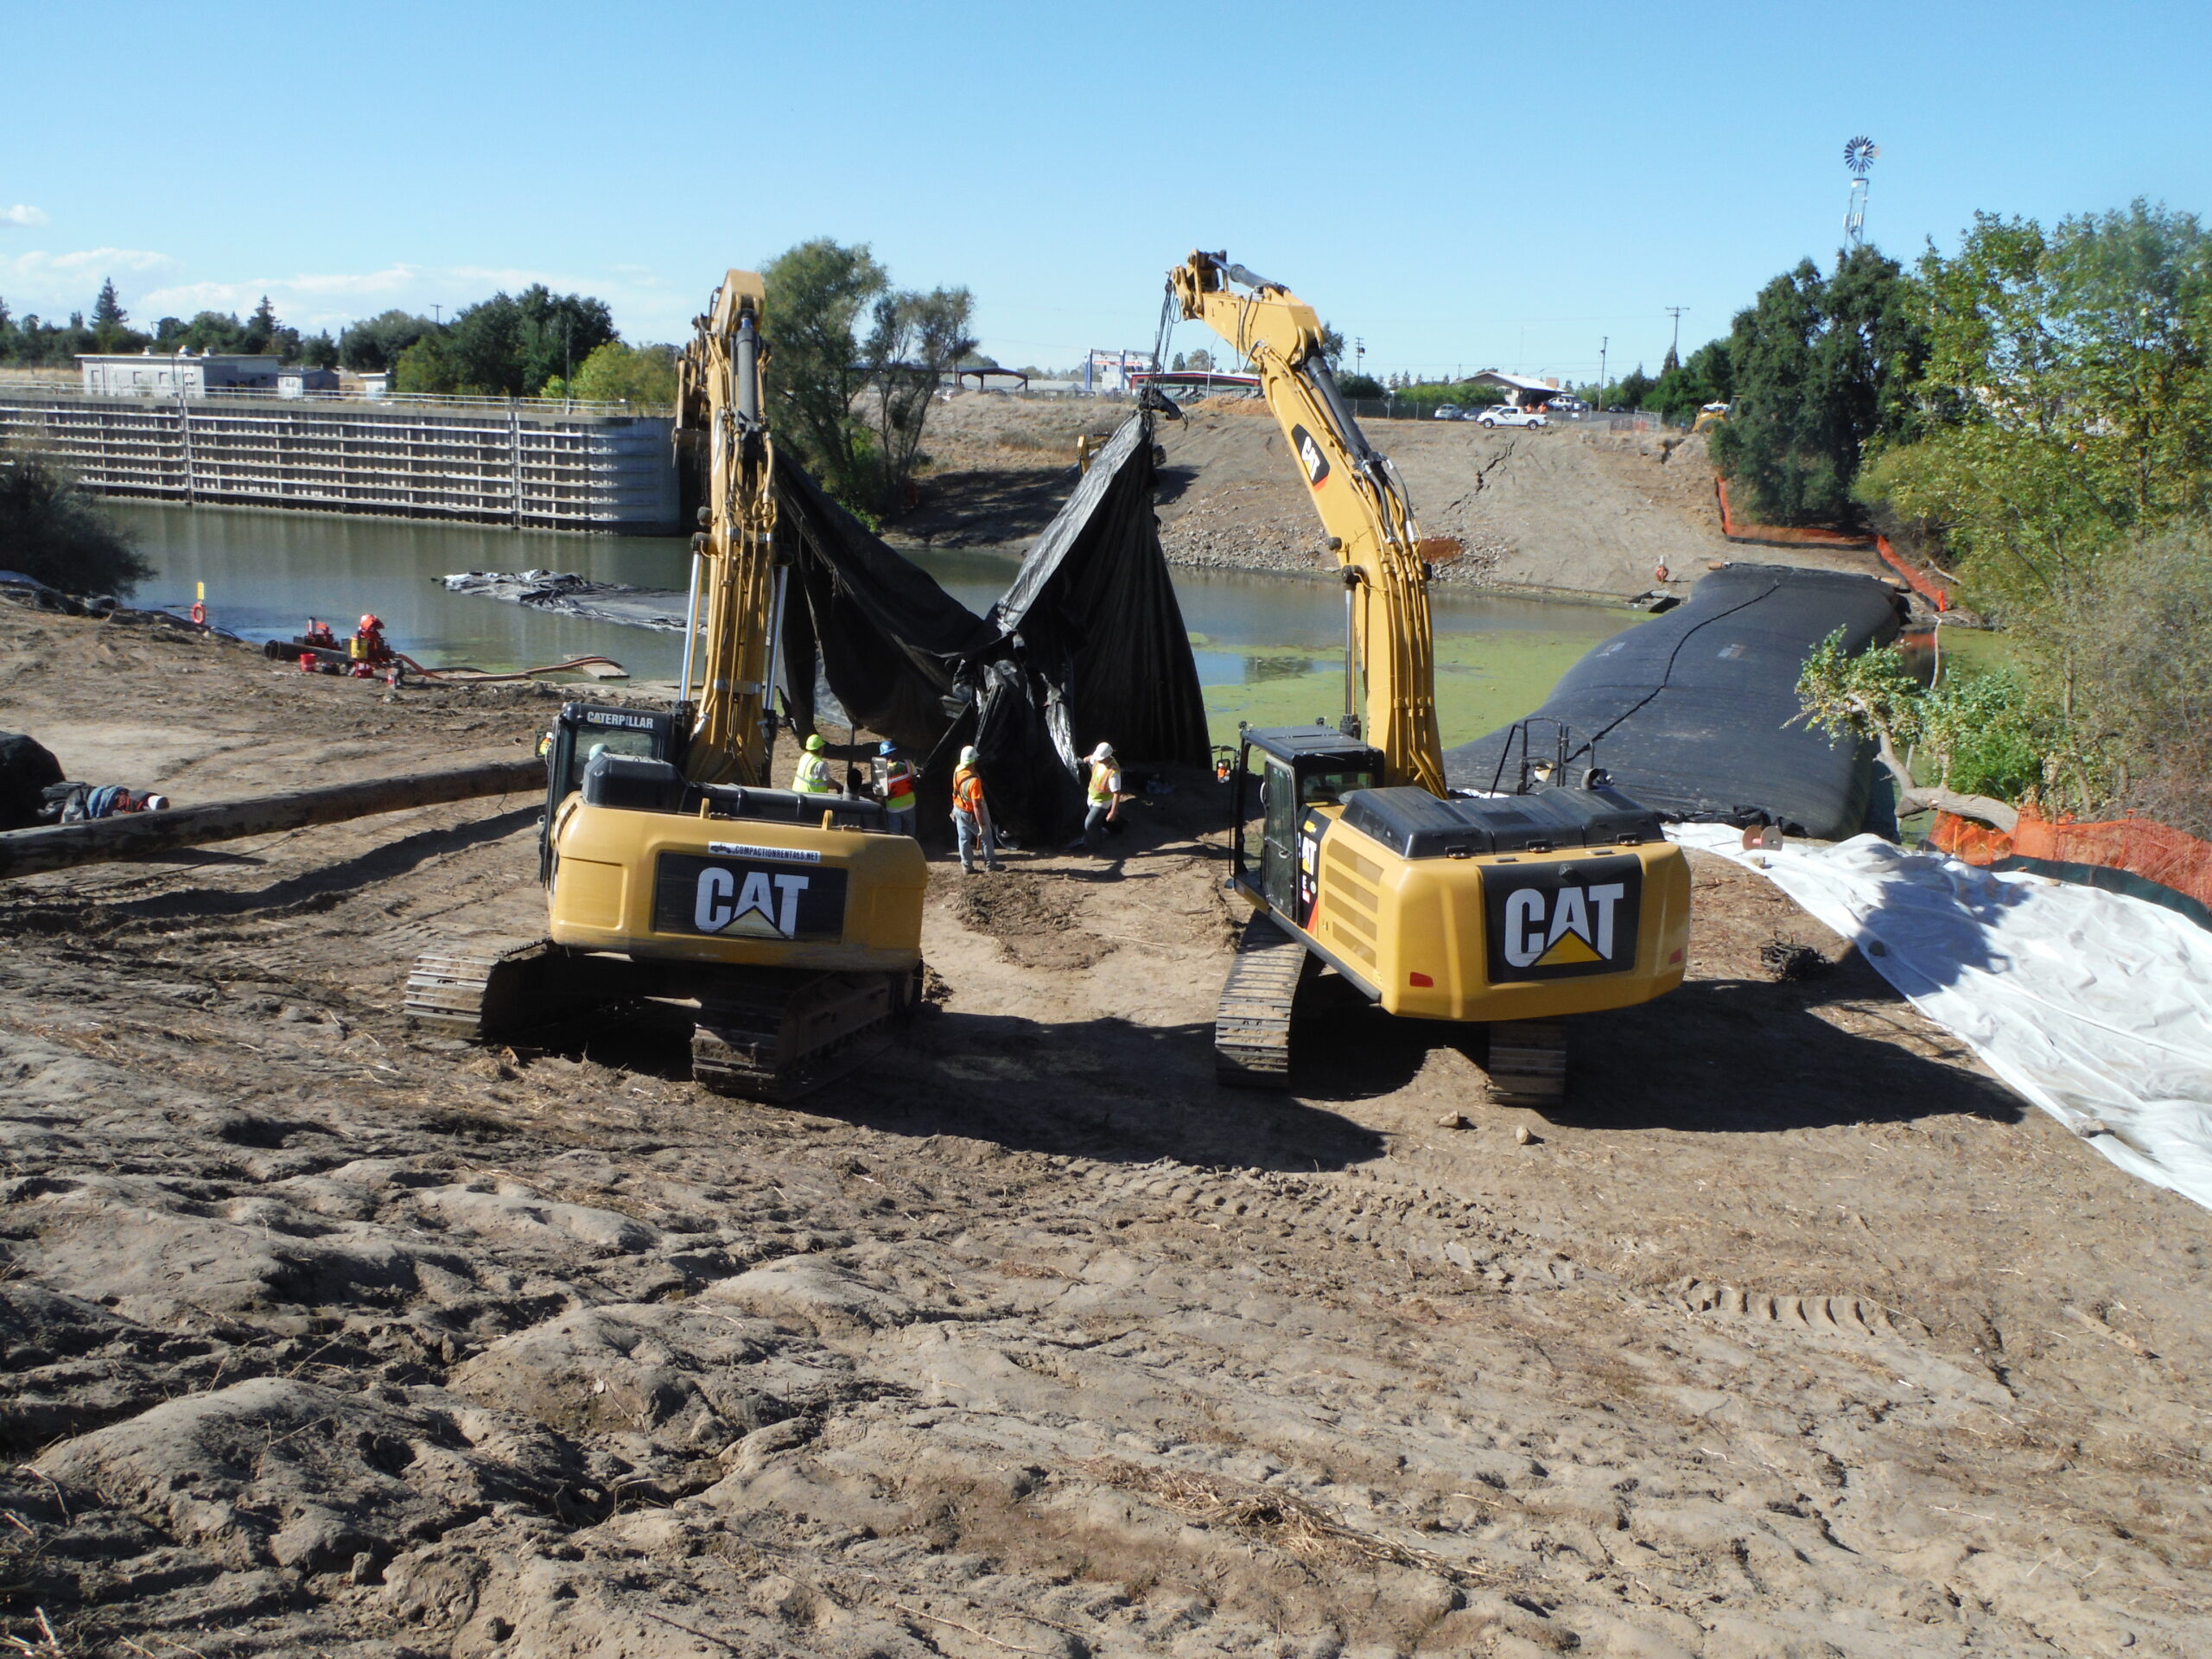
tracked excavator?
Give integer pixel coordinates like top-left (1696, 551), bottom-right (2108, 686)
top-left (404, 270), bottom-right (927, 1100)
top-left (1169, 251), bottom-right (1691, 1099)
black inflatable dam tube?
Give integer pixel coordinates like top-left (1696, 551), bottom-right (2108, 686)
top-left (1443, 563), bottom-right (1904, 840)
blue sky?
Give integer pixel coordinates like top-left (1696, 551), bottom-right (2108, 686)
top-left (4, 1), bottom-right (2205, 385)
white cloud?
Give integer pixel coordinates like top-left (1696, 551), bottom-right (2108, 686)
top-left (0, 247), bottom-right (177, 316)
top-left (1, 205), bottom-right (49, 229)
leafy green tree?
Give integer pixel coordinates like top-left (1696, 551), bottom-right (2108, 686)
top-left (0, 442), bottom-right (152, 596)
top-left (393, 332), bottom-right (461, 394)
top-left (1612, 364), bottom-right (1656, 410)
top-left (864, 285), bottom-right (976, 509)
top-left (89, 278), bottom-right (139, 353)
top-left (1862, 201), bottom-right (2212, 722)
top-left (1650, 339), bottom-right (1732, 423)
top-left (568, 340), bottom-right (678, 405)
top-left (762, 238), bottom-right (891, 509)
top-left (339, 309), bottom-right (438, 372)
top-left (1712, 245), bottom-right (1926, 524)
top-left (300, 331), bottom-right (340, 370)
top-left (1337, 372), bottom-right (1384, 400)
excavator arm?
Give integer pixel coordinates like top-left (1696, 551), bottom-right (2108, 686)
top-left (676, 270), bottom-right (783, 786)
top-left (1170, 251), bottom-right (1447, 793)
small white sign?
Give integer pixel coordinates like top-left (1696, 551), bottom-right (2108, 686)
top-left (706, 842), bottom-right (822, 863)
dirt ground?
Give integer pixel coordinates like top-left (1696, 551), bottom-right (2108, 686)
top-left (899, 394), bottom-right (1878, 603)
top-left (3, 604), bottom-right (2209, 1657)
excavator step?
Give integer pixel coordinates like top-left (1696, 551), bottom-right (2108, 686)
top-left (1214, 912), bottom-right (1312, 1090)
top-left (1487, 1020), bottom-right (1568, 1103)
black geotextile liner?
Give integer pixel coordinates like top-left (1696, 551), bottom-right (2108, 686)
top-left (1442, 564), bottom-right (1906, 840)
top-left (771, 411), bottom-right (1209, 845)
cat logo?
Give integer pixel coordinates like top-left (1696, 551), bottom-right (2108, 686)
top-left (694, 867), bottom-right (810, 938)
top-left (1482, 855), bottom-right (1642, 981)
top-left (652, 853), bottom-right (847, 943)
top-left (1290, 423), bottom-right (1331, 489)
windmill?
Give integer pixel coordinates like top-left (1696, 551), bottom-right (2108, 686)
top-left (1843, 136), bottom-right (1879, 246)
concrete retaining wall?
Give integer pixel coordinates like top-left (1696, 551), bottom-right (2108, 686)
top-left (0, 390), bottom-right (680, 535)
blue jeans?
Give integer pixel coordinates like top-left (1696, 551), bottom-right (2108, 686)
top-left (1083, 801), bottom-right (1111, 855)
top-left (955, 812), bottom-right (996, 869)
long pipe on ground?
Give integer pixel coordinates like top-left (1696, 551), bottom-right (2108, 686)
top-left (0, 758), bottom-right (545, 880)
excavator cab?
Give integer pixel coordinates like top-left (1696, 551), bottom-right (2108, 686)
top-left (1228, 726), bottom-right (1384, 920)
top-left (537, 703), bottom-right (690, 882)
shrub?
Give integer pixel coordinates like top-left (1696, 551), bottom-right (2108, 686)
top-left (0, 443), bottom-right (150, 597)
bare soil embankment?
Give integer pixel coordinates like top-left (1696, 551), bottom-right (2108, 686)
top-left (899, 394), bottom-right (1876, 601)
top-left (2, 605), bottom-right (2209, 1656)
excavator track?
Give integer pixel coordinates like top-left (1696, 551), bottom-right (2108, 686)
top-left (691, 968), bottom-right (913, 1104)
top-left (1487, 1020), bottom-right (1568, 1104)
top-left (1214, 912), bottom-right (1313, 1089)
top-left (403, 940), bottom-right (614, 1042)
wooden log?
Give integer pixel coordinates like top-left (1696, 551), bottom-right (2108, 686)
top-left (0, 758), bottom-right (545, 880)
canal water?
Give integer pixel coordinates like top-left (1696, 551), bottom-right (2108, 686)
top-left (112, 503), bottom-right (1642, 750)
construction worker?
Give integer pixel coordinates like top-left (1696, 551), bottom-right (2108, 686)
top-left (1077, 741), bottom-right (1122, 856)
top-left (875, 741), bottom-right (917, 836)
top-left (350, 613), bottom-right (391, 665)
top-left (791, 733), bottom-right (836, 795)
top-left (950, 745), bottom-right (998, 873)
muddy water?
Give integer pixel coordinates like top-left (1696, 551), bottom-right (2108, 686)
top-left (114, 503), bottom-right (1640, 748)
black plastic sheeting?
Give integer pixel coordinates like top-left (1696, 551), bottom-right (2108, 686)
top-left (772, 410), bottom-right (1210, 844)
top-left (1442, 564), bottom-right (1906, 840)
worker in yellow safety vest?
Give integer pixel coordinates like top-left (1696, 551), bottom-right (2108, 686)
top-left (950, 745), bottom-right (998, 873)
top-left (1076, 741), bottom-right (1122, 856)
top-left (791, 733), bottom-right (836, 795)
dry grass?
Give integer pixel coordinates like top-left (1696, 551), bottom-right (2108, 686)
top-left (1071, 1456), bottom-right (1492, 1584)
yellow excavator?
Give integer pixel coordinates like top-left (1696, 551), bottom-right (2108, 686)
top-left (404, 270), bottom-right (927, 1100)
top-left (1170, 251), bottom-right (1691, 1098)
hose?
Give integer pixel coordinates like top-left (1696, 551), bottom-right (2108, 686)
top-left (391, 652), bottom-right (628, 683)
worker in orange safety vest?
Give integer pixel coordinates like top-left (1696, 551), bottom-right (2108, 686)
top-left (875, 741), bottom-right (917, 836)
top-left (950, 746), bottom-right (998, 873)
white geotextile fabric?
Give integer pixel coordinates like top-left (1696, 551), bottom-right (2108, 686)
top-left (1669, 824), bottom-right (2212, 1211)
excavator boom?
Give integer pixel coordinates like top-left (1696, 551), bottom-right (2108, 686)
top-left (1170, 251), bottom-right (1446, 793)
top-left (677, 270), bottom-right (781, 785)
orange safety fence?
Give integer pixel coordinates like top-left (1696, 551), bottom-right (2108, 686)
top-left (1876, 534), bottom-right (1950, 611)
top-left (1934, 806), bottom-right (2212, 933)
top-left (1713, 475), bottom-right (1876, 549)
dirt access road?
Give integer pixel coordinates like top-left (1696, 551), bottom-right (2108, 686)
top-left (2, 605), bottom-right (2208, 1658)
top-left (899, 394), bottom-right (1790, 601)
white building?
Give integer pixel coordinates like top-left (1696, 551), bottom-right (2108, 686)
top-left (78, 352), bottom-right (282, 397)
top-left (276, 366), bottom-right (340, 397)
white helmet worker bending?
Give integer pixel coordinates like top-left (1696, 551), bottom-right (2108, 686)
top-left (1077, 741), bottom-right (1122, 858)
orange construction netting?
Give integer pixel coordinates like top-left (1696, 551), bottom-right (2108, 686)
top-left (1935, 806), bottom-right (2212, 925)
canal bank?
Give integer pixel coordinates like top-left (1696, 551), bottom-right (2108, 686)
top-left (113, 500), bottom-right (1642, 750)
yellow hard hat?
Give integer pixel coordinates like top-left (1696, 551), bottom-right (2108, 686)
top-left (804, 734), bottom-right (826, 752)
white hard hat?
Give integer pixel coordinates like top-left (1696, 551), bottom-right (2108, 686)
top-left (959, 746), bottom-right (978, 766)
top-left (1090, 742), bottom-right (1114, 762)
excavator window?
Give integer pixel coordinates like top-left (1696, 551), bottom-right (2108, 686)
top-left (1300, 767), bottom-right (1377, 807)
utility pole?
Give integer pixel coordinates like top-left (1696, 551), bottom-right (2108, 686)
top-left (1664, 306), bottom-right (1688, 365)
top-left (1356, 337), bottom-right (1365, 375)
top-left (1599, 336), bottom-right (1608, 405)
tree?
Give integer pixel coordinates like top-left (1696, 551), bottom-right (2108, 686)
top-left (761, 238), bottom-right (890, 510)
top-left (1319, 322), bottom-right (1345, 368)
top-left (300, 331), bottom-right (340, 370)
top-left (1337, 372), bottom-right (1385, 400)
top-left (1711, 245), bottom-right (1926, 524)
top-left (568, 340), bottom-right (678, 406)
top-left (339, 310), bottom-right (438, 372)
top-left (863, 284), bottom-right (976, 510)
top-left (92, 278), bottom-right (125, 331)
top-left (1862, 203), bottom-right (2212, 700)
top-left (1650, 339), bottom-right (1732, 424)
top-left (0, 442), bottom-right (152, 596)
top-left (1184, 346), bottom-right (1214, 373)
top-left (1613, 365), bottom-right (1656, 410)
top-left (393, 332), bottom-right (461, 395)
